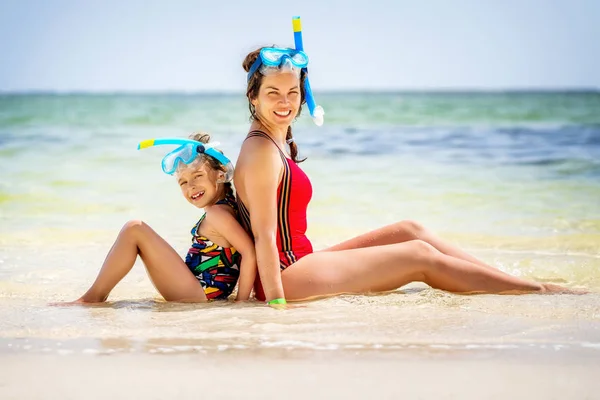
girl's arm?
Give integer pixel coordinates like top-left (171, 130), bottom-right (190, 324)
top-left (206, 207), bottom-right (257, 301)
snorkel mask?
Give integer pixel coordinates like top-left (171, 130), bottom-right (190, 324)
top-left (247, 47), bottom-right (309, 78)
top-left (246, 16), bottom-right (325, 127)
top-left (138, 138), bottom-right (234, 182)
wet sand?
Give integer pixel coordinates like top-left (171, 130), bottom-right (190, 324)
top-left (1, 348), bottom-right (599, 400)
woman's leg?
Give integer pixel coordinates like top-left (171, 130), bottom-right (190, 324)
top-left (323, 220), bottom-right (496, 270)
top-left (282, 240), bottom-right (571, 301)
top-left (76, 220), bottom-right (207, 303)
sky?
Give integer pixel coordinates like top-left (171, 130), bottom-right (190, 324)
top-left (1, 0), bottom-right (599, 92)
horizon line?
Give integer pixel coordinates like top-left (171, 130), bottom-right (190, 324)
top-left (1, 87), bottom-right (599, 96)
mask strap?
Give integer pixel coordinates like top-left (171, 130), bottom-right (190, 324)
top-left (247, 57), bottom-right (263, 82)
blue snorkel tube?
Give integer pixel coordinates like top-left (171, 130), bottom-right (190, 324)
top-left (293, 16), bottom-right (325, 126)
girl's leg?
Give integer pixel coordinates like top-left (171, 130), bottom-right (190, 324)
top-left (77, 220), bottom-right (207, 303)
top-left (323, 220), bottom-right (496, 270)
top-left (282, 240), bottom-right (571, 301)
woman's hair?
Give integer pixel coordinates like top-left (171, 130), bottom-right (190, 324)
top-left (189, 132), bottom-right (234, 197)
top-left (242, 47), bottom-right (306, 163)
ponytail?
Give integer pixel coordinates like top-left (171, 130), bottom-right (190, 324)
top-left (224, 182), bottom-right (234, 198)
top-left (286, 126), bottom-right (306, 163)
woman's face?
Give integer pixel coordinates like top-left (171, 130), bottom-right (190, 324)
top-left (252, 72), bottom-right (302, 128)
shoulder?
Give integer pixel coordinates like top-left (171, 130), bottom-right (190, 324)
top-left (199, 204), bottom-right (240, 244)
top-left (235, 133), bottom-right (283, 185)
top-left (238, 134), bottom-right (280, 165)
top-left (204, 203), bottom-right (237, 226)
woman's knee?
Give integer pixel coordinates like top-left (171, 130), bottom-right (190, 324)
top-left (386, 240), bottom-right (439, 283)
top-left (407, 240), bottom-right (451, 281)
top-left (402, 239), bottom-right (440, 270)
top-left (405, 239), bottom-right (438, 259)
top-left (397, 219), bottom-right (426, 238)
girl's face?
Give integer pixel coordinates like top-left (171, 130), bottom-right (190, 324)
top-left (252, 71), bottom-right (302, 128)
top-left (176, 161), bottom-right (222, 208)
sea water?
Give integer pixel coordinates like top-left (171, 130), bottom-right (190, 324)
top-left (0, 91), bottom-right (599, 356)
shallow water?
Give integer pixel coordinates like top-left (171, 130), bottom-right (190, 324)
top-left (1, 92), bottom-right (599, 356)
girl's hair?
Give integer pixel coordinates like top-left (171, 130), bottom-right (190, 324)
top-left (242, 47), bottom-right (306, 163)
top-left (189, 132), bottom-right (234, 197)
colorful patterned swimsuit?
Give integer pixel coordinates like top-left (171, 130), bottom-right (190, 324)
top-left (185, 194), bottom-right (241, 300)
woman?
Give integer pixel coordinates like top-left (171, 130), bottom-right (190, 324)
top-left (234, 47), bottom-right (576, 305)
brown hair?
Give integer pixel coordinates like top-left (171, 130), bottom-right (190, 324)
top-left (242, 47), bottom-right (306, 163)
top-left (188, 132), bottom-right (234, 197)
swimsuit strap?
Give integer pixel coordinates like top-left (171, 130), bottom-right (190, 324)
top-left (191, 213), bottom-right (206, 237)
top-left (246, 130), bottom-right (288, 160)
top-left (193, 192), bottom-right (237, 237)
top-left (215, 192), bottom-right (238, 211)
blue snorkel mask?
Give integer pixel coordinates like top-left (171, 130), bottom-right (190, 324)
top-left (247, 47), bottom-right (309, 78)
top-left (138, 138), bottom-right (234, 182)
top-left (246, 16), bottom-right (325, 127)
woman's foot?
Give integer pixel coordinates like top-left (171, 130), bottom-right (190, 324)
top-left (540, 283), bottom-right (589, 295)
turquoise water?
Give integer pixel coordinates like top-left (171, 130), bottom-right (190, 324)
top-left (0, 92), bottom-right (599, 355)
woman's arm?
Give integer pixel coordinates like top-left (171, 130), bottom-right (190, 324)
top-left (206, 207), bottom-right (257, 301)
top-left (241, 140), bottom-right (285, 302)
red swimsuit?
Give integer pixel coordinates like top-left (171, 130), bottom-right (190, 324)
top-left (237, 131), bottom-right (313, 301)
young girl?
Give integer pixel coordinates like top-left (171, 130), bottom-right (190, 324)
top-left (70, 132), bottom-right (257, 303)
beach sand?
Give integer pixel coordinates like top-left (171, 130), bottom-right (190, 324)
top-left (2, 347), bottom-right (599, 399)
